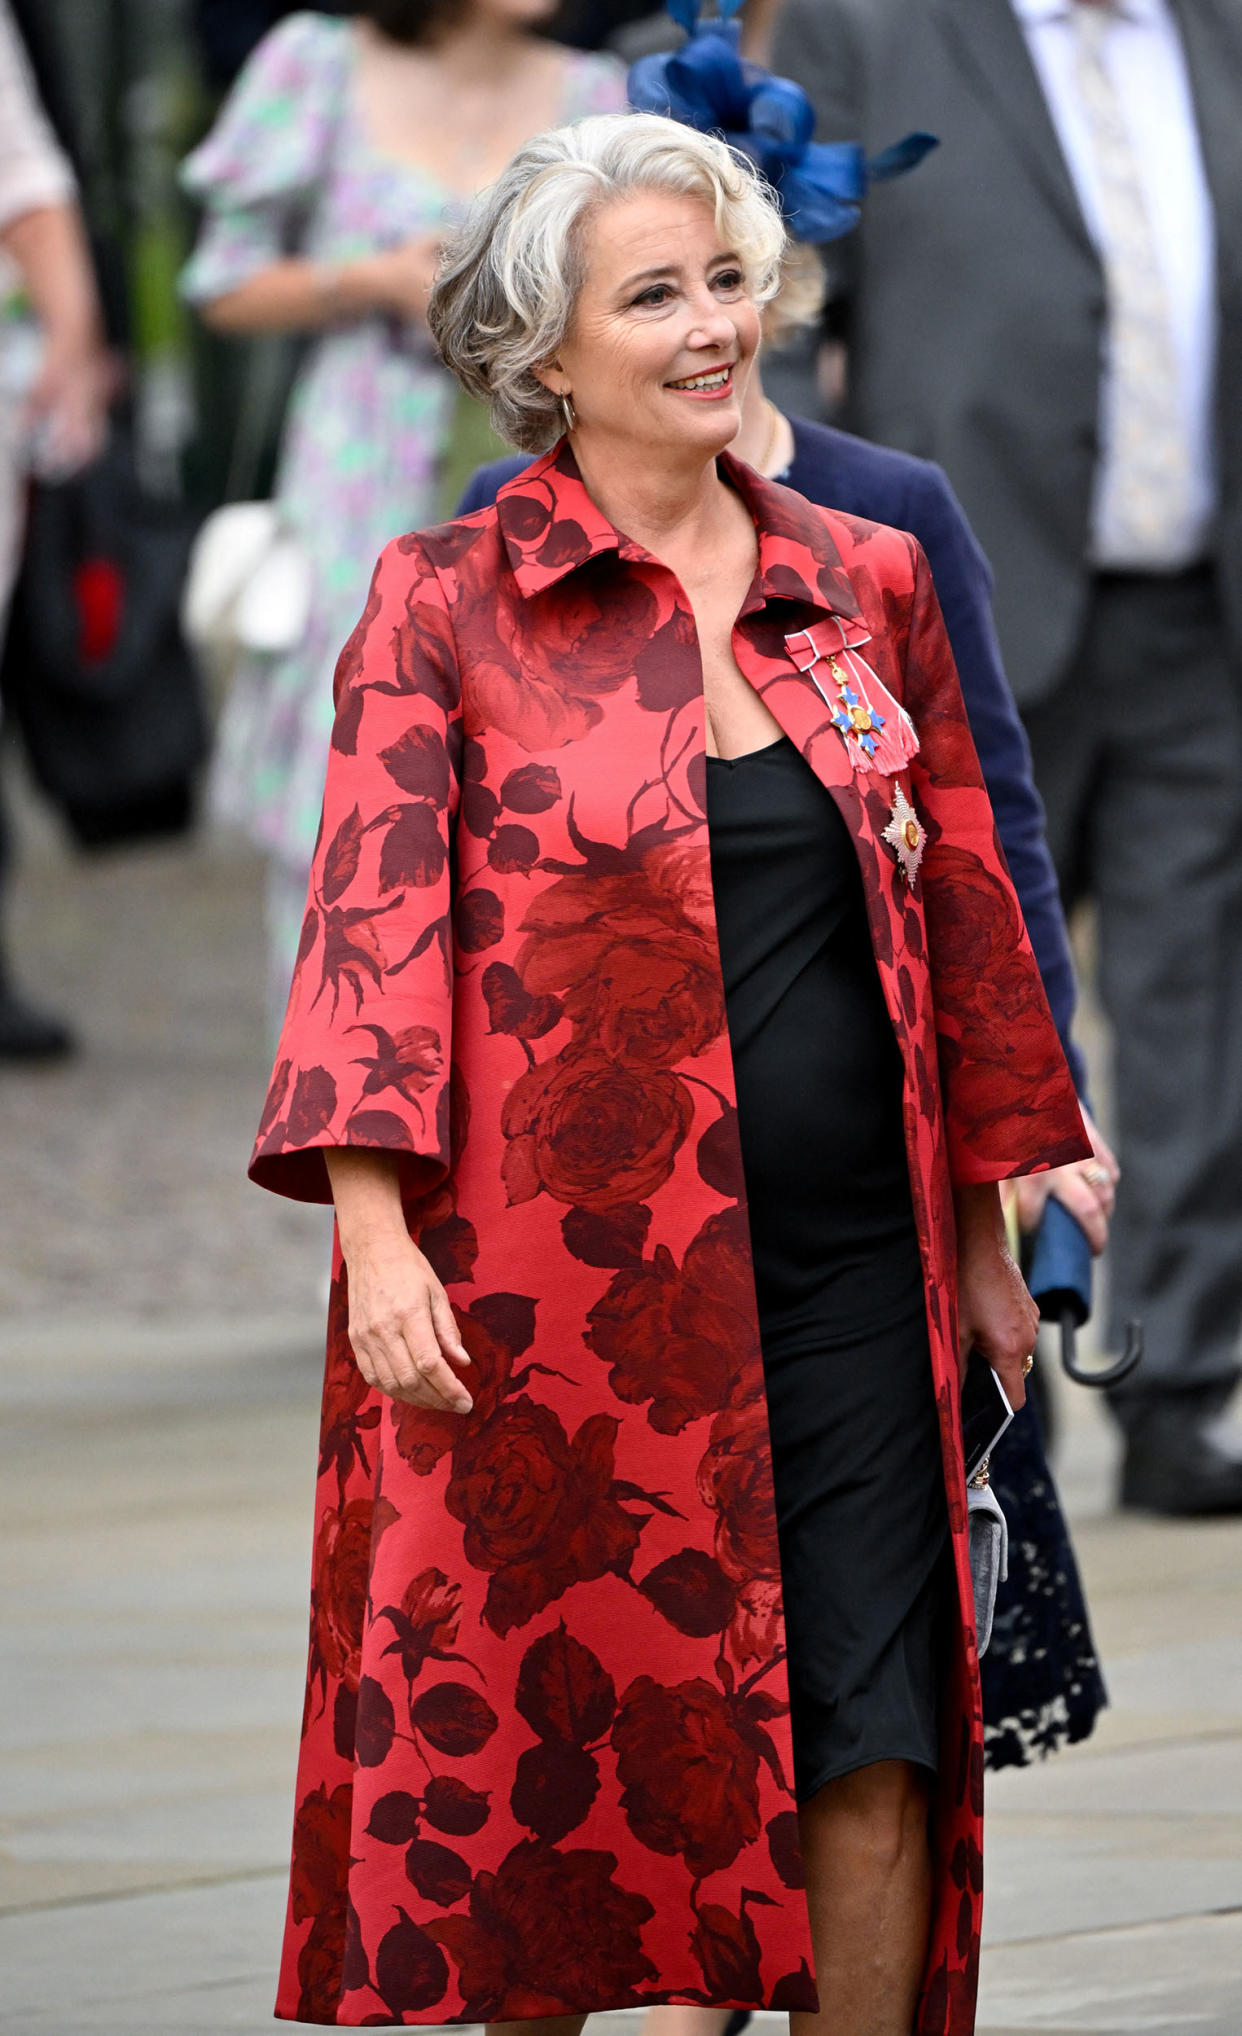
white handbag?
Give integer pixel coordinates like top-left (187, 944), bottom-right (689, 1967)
top-left (967, 1477), bottom-right (1009, 1656)
top-left (182, 500), bottom-right (312, 678)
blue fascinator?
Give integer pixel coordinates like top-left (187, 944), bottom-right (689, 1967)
top-left (627, 0), bottom-right (936, 245)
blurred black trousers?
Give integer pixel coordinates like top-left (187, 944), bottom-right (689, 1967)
top-left (1024, 565), bottom-right (1242, 1423)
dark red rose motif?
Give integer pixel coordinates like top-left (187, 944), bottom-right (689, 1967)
top-left (724, 1573), bottom-right (784, 1673)
top-left (561, 1200), bottom-right (652, 1270)
top-left (466, 650), bottom-right (607, 755)
top-left (374, 1907), bottom-right (450, 2017)
top-left (920, 1954), bottom-right (978, 2036)
top-left (330, 560), bottom-right (384, 720)
top-left (387, 587), bottom-right (461, 714)
top-left (311, 1497), bottom-right (373, 1692)
top-left (375, 1566), bottom-right (466, 1688)
top-left (509, 1624), bottom-right (618, 1842)
top-left (611, 1676), bottom-right (762, 1877)
top-left (697, 1399), bottom-right (782, 1584)
top-left (321, 805), bottom-right (365, 905)
top-left (690, 1896), bottom-right (765, 2000)
top-left (445, 1397), bottom-right (643, 1636)
top-left (516, 850), bottom-right (725, 1071)
top-left (417, 1208), bottom-right (478, 1285)
top-left (411, 1680), bottom-right (499, 1756)
top-left (515, 1623), bottom-right (617, 1746)
top-left (524, 568), bottom-right (660, 688)
top-left (510, 1738), bottom-right (602, 1843)
top-left (489, 823), bottom-right (541, 875)
top-left (771, 1959), bottom-right (819, 2013)
top-left (423, 1775), bottom-right (491, 1836)
top-left (281, 1065), bottom-right (336, 1145)
top-left (348, 1021), bottom-right (441, 1106)
top-left (585, 1214), bottom-right (759, 1435)
top-left (458, 563), bottom-right (654, 755)
top-left (319, 1274), bottom-right (381, 1498)
top-left (314, 896), bottom-right (404, 1018)
top-left (297, 1902), bottom-right (347, 2023)
top-left (428, 1839), bottom-right (657, 2019)
top-left (925, 846), bottom-right (1076, 1142)
top-left (482, 961), bottom-right (562, 1042)
top-left (290, 1781), bottom-right (353, 1922)
top-left (379, 724), bottom-right (450, 803)
top-left (501, 763), bottom-right (561, 813)
top-left (405, 1836), bottom-right (473, 1906)
top-left (366, 1790), bottom-right (422, 1843)
top-left (501, 1051), bottom-right (693, 1213)
top-left (355, 1673), bottom-right (396, 1767)
top-left (457, 886), bottom-right (505, 953)
top-left (639, 1547), bottom-right (736, 1638)
top-left (766, 1809), bottom-right (806, 1890)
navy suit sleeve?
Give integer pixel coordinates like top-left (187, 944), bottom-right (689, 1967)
top-left (900, 463), bottom-right (1088, 1098)
top-left (455, 453), bottom-right (532, 516)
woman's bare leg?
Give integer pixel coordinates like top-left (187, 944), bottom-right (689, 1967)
top-left (645, 2013), bottom-right (732, 2036)
top-left (793, 1759), bottom-right (934, 2036)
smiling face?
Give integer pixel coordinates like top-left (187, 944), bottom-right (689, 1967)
top-left (538, 188), bottom-right (762, 467)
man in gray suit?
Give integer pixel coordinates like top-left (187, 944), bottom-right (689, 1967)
top-left (771, 0), bottom-right (1242, 1513)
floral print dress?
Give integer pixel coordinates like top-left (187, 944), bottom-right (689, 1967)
top-left (180, 11), bottom-right (624, 905)
top-left (250, 445), bottom-right (1089, 2033)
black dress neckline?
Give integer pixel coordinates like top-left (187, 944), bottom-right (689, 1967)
top-left (705, 734), bottom-right (793, 771)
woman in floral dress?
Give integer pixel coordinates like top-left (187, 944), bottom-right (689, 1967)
top-left (180, 2), bottom-right (624, 1021)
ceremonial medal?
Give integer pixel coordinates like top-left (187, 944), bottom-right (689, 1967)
top-left (785, 623), bottom-right (919, 776)
top-left (882, 782), bottom-right (925, 887)
top-left (825, 653), bottom-right (885, 760)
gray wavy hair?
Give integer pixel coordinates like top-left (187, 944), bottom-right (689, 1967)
top-left (428, 111), bottom-right (787, 454)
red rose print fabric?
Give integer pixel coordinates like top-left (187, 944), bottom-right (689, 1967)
top-left (252, 445), bottom-right (1088, 2031)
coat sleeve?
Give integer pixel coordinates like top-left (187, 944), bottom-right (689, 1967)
top-left (249, 536), bottom-right (461, 1205)
top-left (900, 542), bottom-right (1090, 1184)
top-left (900, 461), bottom-right (1089, 1100)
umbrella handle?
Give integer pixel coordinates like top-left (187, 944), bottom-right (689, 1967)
top-left (1060, 1309), bottom-right (1143, 1386)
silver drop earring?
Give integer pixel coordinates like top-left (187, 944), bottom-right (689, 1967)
top-left (560, 393), bottom-right (577, 435)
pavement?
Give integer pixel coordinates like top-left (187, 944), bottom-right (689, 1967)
top-left (2, 793), bottom-right (1240, 2035)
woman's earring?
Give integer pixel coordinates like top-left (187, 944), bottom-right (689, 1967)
top-left (560, 392), bottom-right (577, 435)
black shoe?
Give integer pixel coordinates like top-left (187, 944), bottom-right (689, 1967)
top-left (1120, 1405), bottom-right (1242, 1516)
top-left (0, 985), bottom-right (76, 1061)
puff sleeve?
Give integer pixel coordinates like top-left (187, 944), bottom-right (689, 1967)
top-left (179, 11), bottom-right (347, 305)
top-left (250, 536), bottom-right (461, 1204)
top-left (901, 544), bottom-right (1089, 1183)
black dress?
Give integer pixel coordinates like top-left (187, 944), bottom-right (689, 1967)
top-left (706, 735), bottom-right (952, 1801)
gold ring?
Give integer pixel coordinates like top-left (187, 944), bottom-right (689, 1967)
top-left (1084, 1163), bottom-right (1110, 1187)
top-left (1022, 1353), bottom-right (1034, 1376)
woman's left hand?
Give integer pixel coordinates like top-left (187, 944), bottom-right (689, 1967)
top-left (1010, 1104), bottom-right (1119, 1256)
top-left (955, 1180), bottom-right (1039, 1412)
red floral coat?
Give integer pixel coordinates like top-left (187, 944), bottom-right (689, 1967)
top-left (252, 444), bottom-right (1088, 2032)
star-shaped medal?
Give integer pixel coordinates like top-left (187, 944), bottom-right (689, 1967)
top-left (882, 783), bottom-right (925, 887)
top-left (826, 657), bottom-right (885, 762)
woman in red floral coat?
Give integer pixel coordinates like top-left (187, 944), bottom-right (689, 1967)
top-left (251, 112), bottom-right (1088, 2035)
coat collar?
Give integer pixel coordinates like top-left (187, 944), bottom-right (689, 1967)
top-left (495, 437), bottom-right (864, 625)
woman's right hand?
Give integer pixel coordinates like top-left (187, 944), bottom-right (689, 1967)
top-left (325, 1148), bottom-right (471, 1412)
top-left (345, 1228), bottom-right (473, 1412)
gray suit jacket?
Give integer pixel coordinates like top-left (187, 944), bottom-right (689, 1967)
top-left (772, 0), bottom-right (1242, 704)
